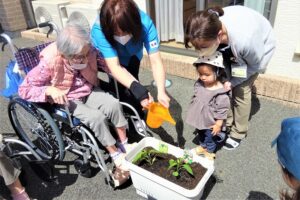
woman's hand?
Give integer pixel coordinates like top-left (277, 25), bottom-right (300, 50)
top-left (140, 92), bottom-right (154, 109)
top-left (46, 86), bottom-right (69, 105)
top-left (157, 92), bottom-right (170, 108)
top-left (223, 81), bottom-right (232, 91)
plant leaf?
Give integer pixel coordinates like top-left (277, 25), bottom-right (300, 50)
top-left (168, 159), bottom-right (177, 170)
top-left (183, 164), bottom-right (193, 175)
top-left (132, 150), bottom-right (146, 164)
top-left (158, 143), bottom-right (168, 153)
top-left (172, 171), bottom-right (179, 177)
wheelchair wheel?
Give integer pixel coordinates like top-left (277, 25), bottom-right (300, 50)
top-left (8, 97), bottom-right (65, 161)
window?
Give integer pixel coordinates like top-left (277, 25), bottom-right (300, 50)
top-left (146, 0), bottom-right (277, 55)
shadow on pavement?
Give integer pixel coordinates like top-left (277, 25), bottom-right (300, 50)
top-left (22, 160), bottom-right (79, 200)
top-left (250, 86), bottom-right (262, 120)
top-left (246, 191), bottom-right (274, 200)
top-left (201, 174), bottom-right (222, 199)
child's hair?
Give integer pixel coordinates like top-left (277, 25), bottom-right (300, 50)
top-left (280, 168), bottom-right (300, 200)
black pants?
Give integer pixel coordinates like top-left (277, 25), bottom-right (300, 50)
top-left (108, 56), bottom-right (145, 118)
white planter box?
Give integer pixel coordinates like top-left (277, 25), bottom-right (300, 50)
top-left (125, 137), bottom-right (215, 200)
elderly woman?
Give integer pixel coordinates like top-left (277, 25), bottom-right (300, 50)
top-left (18, 23), bottom-right (130, 186)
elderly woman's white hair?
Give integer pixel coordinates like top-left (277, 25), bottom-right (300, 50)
top-left (56, 22), bottom-right (90, 58)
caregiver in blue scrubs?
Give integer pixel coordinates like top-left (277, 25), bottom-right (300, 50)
top-left (91, 0), bottom-right (170, 123)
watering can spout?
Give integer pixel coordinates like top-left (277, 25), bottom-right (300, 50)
top-left (164, 111), bottom-right (176, 125)
top-left (146, 102), bottom-right (176, 128)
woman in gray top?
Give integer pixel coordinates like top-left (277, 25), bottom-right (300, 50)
top-left (184, 6), bottom-right (276, 150)
top-left (186, 52), bottom-right (230, 153)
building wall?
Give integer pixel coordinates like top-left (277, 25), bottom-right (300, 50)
top-left (267, 0), bottom-right (300, 79)
top-left (0, 0), bottom-right (26, 31)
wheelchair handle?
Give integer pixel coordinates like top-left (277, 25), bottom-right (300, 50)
top-left (0, 33), bottom-right (17, 59)
top-left (38, 21), bottom-right (51, 28)
top-left (38, 21), bottom-right (60, 38)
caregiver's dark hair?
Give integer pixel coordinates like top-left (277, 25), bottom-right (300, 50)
top-left (184, 7), bottom-right (224, 49)
top-left (100, 0), bottom-right (142, 46)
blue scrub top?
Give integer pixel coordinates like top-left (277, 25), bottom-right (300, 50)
top-left (91, 10), bottom-right (160, 67)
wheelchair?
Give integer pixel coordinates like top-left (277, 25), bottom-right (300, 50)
top-left (0, 23), bottom-right (154, 188)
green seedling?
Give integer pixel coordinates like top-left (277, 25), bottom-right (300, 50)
top-left (168, 158), bottom-right (194, 177)
top-left (132, 147), bottom-right (166, 165)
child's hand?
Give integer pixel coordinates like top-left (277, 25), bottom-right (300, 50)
top-left (210, 124), bottom-right (221, 135)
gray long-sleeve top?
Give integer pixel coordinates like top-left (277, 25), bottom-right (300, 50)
top-left (186, 80), bottom-right (230, 130)
top-left (220, 6), bottom-right (276, 87)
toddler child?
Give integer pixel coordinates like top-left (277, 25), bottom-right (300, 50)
top-left (186, 51), bottom-right (230, 154)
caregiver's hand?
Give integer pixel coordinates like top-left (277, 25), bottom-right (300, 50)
top-left (223, 81), bottom-right (232, 91)
top-left (157, 91), bottom-right (170, 108)
top-left (140, 93), bottom-right (154, 109)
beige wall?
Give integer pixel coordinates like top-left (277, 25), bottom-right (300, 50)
top-left (267, 0), bottom-right (300, 79)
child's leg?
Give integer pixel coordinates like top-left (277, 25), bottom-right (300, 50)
top-left (198, 129), bottom-right (207, 148)
top-left (203, 129), bottom-right (217, 153)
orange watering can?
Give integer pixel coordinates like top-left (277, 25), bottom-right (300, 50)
top-left (146, 102), bottom-right (176, 128)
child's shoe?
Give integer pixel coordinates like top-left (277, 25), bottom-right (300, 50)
top-left (191, 146), bottom-right (216, 160)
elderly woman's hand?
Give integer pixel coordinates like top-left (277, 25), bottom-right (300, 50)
top-left (46, 86), bottom-right (69, 105)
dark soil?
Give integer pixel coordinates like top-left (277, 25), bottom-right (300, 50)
top-left (134, 147), bottom-right (207, 190)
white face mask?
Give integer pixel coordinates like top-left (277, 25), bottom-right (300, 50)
top-left (71, 63), bottom-right (87, 70)
top-left (113, 34), bottom-right (132, 45)
top-left (198, 38), bottom-right (220, 57)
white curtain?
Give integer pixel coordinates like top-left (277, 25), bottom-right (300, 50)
top-left (154, 0), bottom-right (184, 43)
top-left (244, 0), bottom-right (265, 15)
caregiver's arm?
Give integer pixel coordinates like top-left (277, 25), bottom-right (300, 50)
top-left (105, 57), bottom-right (152, 107)
top-left (149, 51), bottom-right (170, 108)
top-left (105, 57), bottom-right (137, 88)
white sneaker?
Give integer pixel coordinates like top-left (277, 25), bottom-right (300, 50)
top-left (117, 142), bottom-right (138, 154)
top-left (124, 142), bottom-right (137, 153)
top-left (113, 152), bottom-right (129, 171)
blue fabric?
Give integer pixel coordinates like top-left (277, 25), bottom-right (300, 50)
top-left (0, 61), bottom-right (23, 98)
top-left (272, 117), bottom-right (300, 181)
top-left (198, 129), bottom-right (226, 153)
top-left (91, 10), bottom-right (159, 67)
